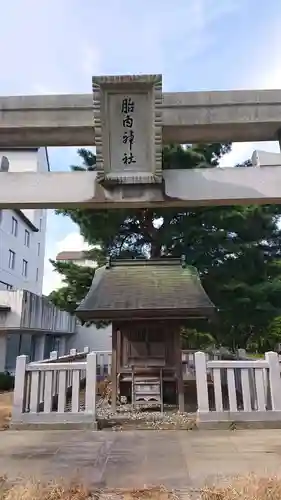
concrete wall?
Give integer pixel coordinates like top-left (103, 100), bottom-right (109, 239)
top-left (0, 289), bottom-right (76, 333)
top-left (0, 290), bottom-right (22, 328)
top-left (21, 290), bottom-right (77, 332)
top-left (0, 288), bottom-right (75, 371)
top-left (67, 323), bottom-right (112, 353)
top-left (0, 148), bottom-right (48, 295)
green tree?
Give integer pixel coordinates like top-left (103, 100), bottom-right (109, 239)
top-left (49, 145), bottom-right (281, 349)
top-left (48, 261), bottom-right (96, 314)
top-left (181, 327), bottom-right (216, 350)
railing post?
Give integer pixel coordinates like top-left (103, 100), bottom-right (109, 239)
top-left (265, 351), bottom-right (281, 410)
top-left (70, 348), bottom-right (77, 356)
top-left (108, 353), bottom-right (112, 376)
top-left (85, 352), bottom-right (97, 422)
top-left (195, 351), bottom-right (209, 413)
top-left (83, 346), bottom-right (90, 354)
top-left (237, 348), bottom-right (247, 359)
top-left (181, 352), bottom-right (187, 378)
top-left (12, 355), bottom-right (27, 421)
top-left (50, 350), bottom-right (58, 360)
top-left (100, 353), bottom-right (104, 378)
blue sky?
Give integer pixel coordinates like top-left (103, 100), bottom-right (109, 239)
top-left (0, 0), bottom-right (281, 294)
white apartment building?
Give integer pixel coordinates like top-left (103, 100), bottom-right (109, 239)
top-left (56, 250), bottom-right (96, 268)
top-left (56, 250), bottom-right (112, 353)
top-left (0, 158), bottom-right (110, 372)
top-left (0, 148), bottom-right (77, 372)
top-left (0, 148), bottom-right (48, 295)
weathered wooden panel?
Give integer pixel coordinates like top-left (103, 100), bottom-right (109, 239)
top-left (118, 321), bottom-right (179, 371)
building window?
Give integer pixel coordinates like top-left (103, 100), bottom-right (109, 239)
top-left (37, 242), bottom-right (40, 256)
top-left (8, 250), bottom-right (15, 269)
top-left (11, 216), bottom-right (18, 236)
top-left (22, 259), bottom-right (28, 277)
top-left (24, 229), bottom-right (30, 247)
top-left (36, 268), bottom-right (39, 281)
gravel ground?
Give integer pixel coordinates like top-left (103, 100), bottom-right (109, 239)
top-left (64, 385), bottom-right (197, 430)
top-left (95, 399), bottom-right (197, 430)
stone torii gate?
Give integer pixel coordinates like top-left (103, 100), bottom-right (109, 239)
top-left (1, 73), bottom-right (281, 209)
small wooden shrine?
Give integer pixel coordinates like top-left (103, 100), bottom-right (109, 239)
top-left (76, 257), bottom-right (215, 412)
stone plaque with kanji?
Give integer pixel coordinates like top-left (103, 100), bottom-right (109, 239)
top-left (92, 74), bottom-right (162, 185)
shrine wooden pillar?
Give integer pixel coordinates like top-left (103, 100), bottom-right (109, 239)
top-left (111, 326), bottom-right (118, 412)
top-left (175, 329), bottom-right (184, 412)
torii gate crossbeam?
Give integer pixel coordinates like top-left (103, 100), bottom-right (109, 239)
top-left (1, 74), bottom-right (281, 210)
top-left (0, 89), bottom-right (281, 147)
top-left (1, 151), bottom-right (281, 209)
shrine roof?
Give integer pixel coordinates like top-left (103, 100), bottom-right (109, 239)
top-left (76, 258), bottom-right (215, 321)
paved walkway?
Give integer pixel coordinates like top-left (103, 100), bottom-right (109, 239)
top-left (1, 429), bottom-right (281, 493)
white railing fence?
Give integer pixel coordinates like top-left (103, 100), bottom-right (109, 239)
top-left (34, 346), bottom-right (90, 364)
top-left (95, 351), bottom-right (112, 378)
top-left (35, 347), bottom-right (112, 380)
top-left (195, 351), bottom-right (281, 425)
top-left (39, 347), bottom-right (222, 382)
top-left (12, 352), bottom-right (97, 427)
top-left (30, 347), bottom-right (91, 402)
top-left (12, 347), bottom-right (281, 428)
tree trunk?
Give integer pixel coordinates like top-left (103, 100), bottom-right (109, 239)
top-left (151, 242), bottom-right (162, 258)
